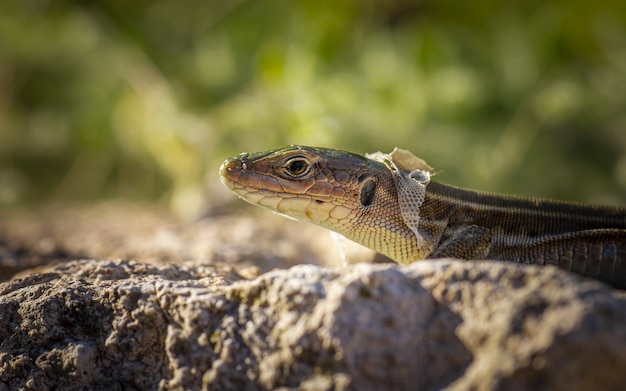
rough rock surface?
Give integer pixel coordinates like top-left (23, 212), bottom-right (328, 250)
top-left (1, 204), bottom-right (626, 390)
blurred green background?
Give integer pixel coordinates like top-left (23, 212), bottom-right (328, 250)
top-left (1, 0), bottom-right (625, 217)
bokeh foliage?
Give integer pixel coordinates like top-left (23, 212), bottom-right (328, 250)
top-left (1, 0), bottom-right (625, 216)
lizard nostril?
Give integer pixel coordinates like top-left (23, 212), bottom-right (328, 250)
top-left (219, 155), bottom-right (248, 178)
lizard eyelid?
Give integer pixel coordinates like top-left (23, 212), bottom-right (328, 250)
top-left (283, 156), bottom-right (312, 178)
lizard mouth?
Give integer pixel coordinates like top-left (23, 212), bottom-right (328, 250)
top-left (219, 152), bottom-right (285, 203)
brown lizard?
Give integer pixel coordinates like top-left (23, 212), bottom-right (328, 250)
top-left (219, 145), bottom-right (626, 288)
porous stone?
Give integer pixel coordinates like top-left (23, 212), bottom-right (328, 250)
top-left (0, 258), bottom-right (625, 390)
top-left (1, 204), bottom-right (625, 390)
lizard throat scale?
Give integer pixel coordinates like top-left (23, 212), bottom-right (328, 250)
top-left (220, 145), bottom-right (626, 289)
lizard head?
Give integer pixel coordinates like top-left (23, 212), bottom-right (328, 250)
top-left (219, 145), bottom-right (384, 224)
top-left (219, 145), bottom-right (431, 262)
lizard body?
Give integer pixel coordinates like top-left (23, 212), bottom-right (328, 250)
top-left (219, 145), bottom-right (626, 288)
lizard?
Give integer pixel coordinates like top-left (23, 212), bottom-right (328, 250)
top-left (219, 145), bottom-right (626, 289)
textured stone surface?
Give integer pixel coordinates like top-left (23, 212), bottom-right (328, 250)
top-left (1, 259), bottom-right (625, 390)
top-left (1, 205), bottom-right (626, 390)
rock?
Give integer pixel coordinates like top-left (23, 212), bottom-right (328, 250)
top-left (1, 258), bottom-right (625, 390)
top-left (1, 204), bottom-right (625, 389)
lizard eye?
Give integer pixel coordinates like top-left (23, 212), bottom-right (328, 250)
top-left (283, 157), bottom-right (311, 178)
